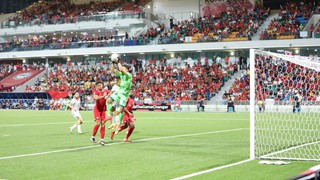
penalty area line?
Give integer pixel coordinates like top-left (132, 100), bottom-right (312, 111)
top-left (170, 159), bottom-right (253, 180)
top-left (0, 128), bottom-right (247, 160)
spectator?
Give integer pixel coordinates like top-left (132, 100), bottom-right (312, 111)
top-left (173, 97), bottom-right (181, 112)
top-left (227, 95), bottom-right (235, 112)
top-left (197, 95), bottom-right (205, 112)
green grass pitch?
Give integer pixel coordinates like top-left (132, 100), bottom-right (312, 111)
top-left (0, 110), bottom-right (319, 180)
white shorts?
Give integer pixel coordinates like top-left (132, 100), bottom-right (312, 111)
top-left (72, 111), bottom-right (82, 119)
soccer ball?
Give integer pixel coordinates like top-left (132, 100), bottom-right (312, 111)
top-left (110, 54), bottom-right (119, 62)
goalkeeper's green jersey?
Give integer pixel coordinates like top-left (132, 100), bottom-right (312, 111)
top-left (116, 71), bottom-right (132, 96)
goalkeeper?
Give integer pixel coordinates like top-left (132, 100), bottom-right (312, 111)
top-left (106, 58), bottom-right (132, 125)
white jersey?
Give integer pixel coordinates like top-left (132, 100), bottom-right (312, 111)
top-left (111, 84), bottom-right (120, 93)
top-left (70, 98), bottom-right (81, 112)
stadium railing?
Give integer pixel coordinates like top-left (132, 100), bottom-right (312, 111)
top-left (0, 38), bottom-right (153, 53)
top-left (0, 11), bottom-right (149, 29)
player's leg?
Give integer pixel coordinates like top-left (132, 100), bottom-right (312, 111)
top-left (70, 111), bottom-right (79, 133)
top-left (114, 106), bottom-right (125, 135)
top-left (124, 120), bottom-right (135, 142)
top-left (76, 115), bottom-right (83, 134)
top-left (118, 112), bottom-right (124, 125)
top-left (110, 122), bottom-right (128, 140)
top-left (106, 92), bottom-right (119, 119)
top-left (99, 111), bottom-right (107, 146)
top-left (113, 94), bottom-right (128, 134)
top-left (108, 106), bottom-right (117, 130)
top-left (91, 109), bottom-right (101, 143)
top-left (91, 120), bottom-right (100, 143)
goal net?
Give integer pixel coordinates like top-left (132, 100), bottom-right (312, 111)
top-left (250, 49), bottom-right (320, 161)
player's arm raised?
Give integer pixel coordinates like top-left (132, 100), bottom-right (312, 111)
top-left (118, 63), bottom-right (128, 75)
top-left (111, 60), bottom-right (119, 74)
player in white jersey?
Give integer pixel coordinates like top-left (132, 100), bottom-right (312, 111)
top-left (108, 77), bottom-right (121, 130)
top-left (69, 92), bottom-right (84, 134)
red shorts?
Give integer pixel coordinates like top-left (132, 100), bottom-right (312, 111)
top-left (123, 114), bottom-right (134, 124)
top-left (93, 109), bottom-right (106, 121)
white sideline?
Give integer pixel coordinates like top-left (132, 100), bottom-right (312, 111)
top-left (0, 121), bottom-right (92, 127)
top-left (170, 159), bottom-right (252, 180)
top-left (0, 118), bottom-right (248, 127)
top-left (0, 128), bottom-right (248, 160)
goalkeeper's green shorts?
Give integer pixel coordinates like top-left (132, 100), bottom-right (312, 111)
top-left (110, 91), bottom-right (128, 107)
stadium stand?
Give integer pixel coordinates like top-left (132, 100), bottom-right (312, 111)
top-left (26, 58), bottom-right (236, 102)
top-left (226, 70), bottom-right (250, 101)
top-left (3, 0), bottom-right (122, 27)
top-left (255, 54), bottom-right (320, 101)
top-left (260, 1), bottom-right (320, 40)
top-left (0, 64), bottom-right (17, 81)
top-left (0, 63), bottom-right (45, 92)
top-left (1, 0), bottom-right (153, 29)
top-left (158, 0), bottom-right (269, 44)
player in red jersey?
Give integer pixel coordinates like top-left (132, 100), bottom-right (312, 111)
top-left (110, 92), bottom-right (136, 142)
top-left (91, 81), bottom-right (112, 146)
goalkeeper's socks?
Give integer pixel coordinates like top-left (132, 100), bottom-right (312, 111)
top-left (107, 102), bottom-right (112, 116)
top-left (119, 112), bottom-right (124, 124)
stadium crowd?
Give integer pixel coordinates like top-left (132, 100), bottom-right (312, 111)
top-left (225, 71), bottom-right (250, 102)
top-left (255, 55), bottom-right (320, 102)
top-left (0, 25), bottom-right (164, 52)
top-left (260, 1), bottom-right (320, 40)
top-left (0, 98), bottom-right (49, 110)
top-left (0, 64), bottom-right (17, 81)
top-left (4, 0), bottom-right (149, 27)
top-left (159, 0), bottom-right (269, 44)
top-left (23, 57), bottom-right (237, 102)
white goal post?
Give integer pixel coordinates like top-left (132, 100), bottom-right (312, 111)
top-left (250, 49), bottom-right (320, 161)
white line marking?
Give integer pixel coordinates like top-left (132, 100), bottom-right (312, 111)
top-left (260, 140), bottom-right (320, 159)
top-left (0, 117), bottom-right (249, 128)
top-left (0, 121), bottom-right (92, 127)
top-left (170, 159), bottom-right (253, 180)
top-left (0, 118), bottom-right (248, 128)
top-left (0, 128), bottom-right (248, 160)
top-left (259, 156), bottom-right (320, 162)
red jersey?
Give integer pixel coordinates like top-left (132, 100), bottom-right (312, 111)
top-left (93, 89), bottom-right (110, 111)
top-left (125, 98), bottom-right (134, 115)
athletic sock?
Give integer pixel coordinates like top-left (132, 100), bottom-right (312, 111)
top-left (77, 125), bottom-right (82, 132)
top-left (100, 126), bottom-right (105, 140)
top-left (115, 115), bottom-right (120, 124)
top-left (92, 124), bottom-right (99, 136)
top-left (107, 102), bottom-right (112, 116)
top-left (126, 126), bottom-right (135, 139)
top-left (118, 112), bottom-right (124, 124)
